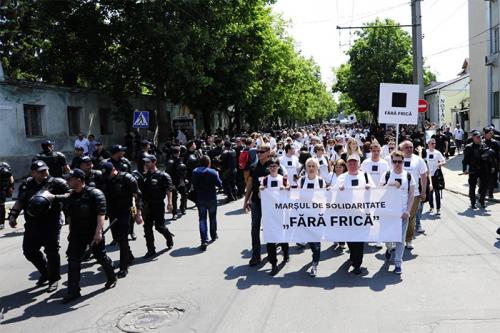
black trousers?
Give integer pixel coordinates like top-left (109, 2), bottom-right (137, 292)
top-left (22, 222), bottom-right (61, 283)
top-left (236, 169), bottom-right (245, 197)
top-left (486, 170), bottom-right (498, 197)
top-left (266, 243), bottom-right (289, 265)
top-left (347, 242), bottom-right (364, 268)
top-left (143, 202), bottom-right (173, 252)
top-left (0, 203), bottom-right (5, 223)
top-left (468, 172), bottom-right (487, 205)
top-left (172, 185), bottom-right (187, 215)
top-left (109, 210), bottom-right (134, 271)
top-left (66, 233), bottom-right (115, 295)
top-left (222, 170), bottom-right (237, 201)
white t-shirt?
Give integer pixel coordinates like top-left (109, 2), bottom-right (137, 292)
top-left (326, 172), bottom-right (339, 187)
top-left (403, 154), bottom-right (428, 196)
top-left (315, 155), bottom-right (330, 180)
top-left (453, 128), bottom-right (464, 140)
top-left (279, 155), bottom-right (300, 186)
top-left (261, 174), bottom-right (285, 188)
top-left (425, 149), bottom-right (445, 176)
top-left (380, 170), bottom-right (416, 212)
top-left (360, 158), bottom-right (390, 185)
top-left (335, 171), bottom-right (375, 189)
top-left (299, 175), bottom-right (325, 189)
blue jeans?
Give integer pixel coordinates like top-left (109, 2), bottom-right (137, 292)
top-left (415, 202), bottom-right (423, 231)
top-left (197, 199), bottom-right (218, 244)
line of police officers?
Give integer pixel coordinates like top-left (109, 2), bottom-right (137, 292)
top-left (0, 137), bottom-right (213, 303)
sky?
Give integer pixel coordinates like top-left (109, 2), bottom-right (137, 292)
top-left (272, 0), bottom-right (471, 88)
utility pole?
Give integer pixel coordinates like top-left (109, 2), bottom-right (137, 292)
top-left (411, 0), bottom-right (425, 129)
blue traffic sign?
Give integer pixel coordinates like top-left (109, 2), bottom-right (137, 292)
top-left (133, 111), bottom-right (149, 129)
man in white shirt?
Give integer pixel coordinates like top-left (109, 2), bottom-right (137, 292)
top-left (400, 140), bottom-right (428, 249)
top-left (452, 124), bottom-right (465, 153)
top-left (74, 133), bottom-right (90, 155)
top-left (380, 150), bottom-right (415, 274)
top-left (279, 144), bottom-right (301, 188)
top-left (425, 139), bottom-right (446, 215)
top-left (360, 142), bottom-right (390, 248)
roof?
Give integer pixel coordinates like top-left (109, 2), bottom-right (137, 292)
top-left (424, 74), bottom-right (470, 95)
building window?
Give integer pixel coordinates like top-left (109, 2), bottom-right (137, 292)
top-left (23, 104), bottom-right (44, 137)
top-left (493, 91), bottom-right (500, 119)
top-left (495, 27), bottom-right (500, 54)
top-left (99, 108), bottom-right (113, 134)
top-left (67, 106), bottom-right (81, 135)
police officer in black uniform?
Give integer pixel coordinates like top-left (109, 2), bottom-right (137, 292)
top-left (483, 127), bottom-right (500, 199)
top-left (70, 146), bottom-right (85, 169)
top-left (100, 162), bottom-right (143, 278)
top-left (59, 169), bottom-right (117, 303)
top-left (219, 141), bottom-right (238, 202)
top-left (8, 160), bottom-right (70, 292)
top-left (91, 141), bottom-right (110, 166)
top-left (170, 146), bottom-right (188, 220)
top-left (79, 156), bottom-right (104, 189)
top-left (135, 140), bottom-right (151, 174)
top-left (140, 154), bottom-right (175, 257)
top-left (0, 162), bottom-right (14, 230)
top-left (33, 140), bottom-right (70, 178)
top-left (463, 131), bottom-right (490, 208)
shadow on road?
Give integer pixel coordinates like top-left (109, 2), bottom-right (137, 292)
top-left (0, 231), bottom-right (24, 238)
top-left (457, 208), bottom-right (491, 217)
top-left (225, 208), bottom-right (244, 216)
top-left (170, 246), bottom-right (202, 257)
top-left (224, 257), bottom-right (402, 291)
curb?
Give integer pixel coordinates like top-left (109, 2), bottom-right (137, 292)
top-left (444, 188), bottom-right (500, 203)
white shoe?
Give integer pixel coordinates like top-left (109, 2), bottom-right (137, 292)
top-left (436, 209), bottom-right (441, 215)
top-left (309, 262), bottom-right (318, 277)
top-left (405, 241), bottom-right (414, 250)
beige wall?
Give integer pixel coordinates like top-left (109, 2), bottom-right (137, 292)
top-left (468, 0), bottom-right (489, 129)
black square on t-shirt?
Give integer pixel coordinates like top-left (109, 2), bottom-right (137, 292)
top-left (319, 160), bottom-right (324, 165)
top-left (404, 161), bottom-right (411, 168)
top-left (287, 161), bottom-right (292, 166)
top-left (429, 154), bottom-right (434, 159)
top-left (372, 165), bottom-right (378, 172)
top-left (271, 180), bottom-right (278, 187)
top-left (395, 178), bottom-right (402, 185)
top-left (307, 183), bottom-right (314, 189)
top-left (351, 179), bottom-right (359, 186)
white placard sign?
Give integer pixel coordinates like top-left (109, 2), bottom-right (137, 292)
top-left (378, 83), bottom-right (419, 125)
top-left (261, 188), bottom-right (403, 243)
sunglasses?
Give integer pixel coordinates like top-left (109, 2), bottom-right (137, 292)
top-left (392, 160), bottom-right (403, 164)
top-left (257, 150), bottom-right (269, 154)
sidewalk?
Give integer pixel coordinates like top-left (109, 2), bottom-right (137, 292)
top-left (441, 152), bottom-right (500, 203)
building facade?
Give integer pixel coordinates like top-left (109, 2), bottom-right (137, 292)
top-left (468, 0), bottom-right (499, 130)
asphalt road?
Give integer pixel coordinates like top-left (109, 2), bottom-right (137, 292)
top-left (1, 190), bottom-right (500, 333)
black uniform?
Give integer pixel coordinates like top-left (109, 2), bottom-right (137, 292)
top-left (17, 177), bottom-right (69, 283)
top-left (171, 157), bottom-right (188, 216)
top-left (92, 149), bottom-right (111, 166)
top-left (219, 147), bottom-right (238, 201)
top-left (135, 150), bottom-right (149, 174)
top-left (483, 138), bottom-right (500, 197)
top-left (0, 162), bottom-right (14, 225)
top-left (63, 186), bottom-right (116, 296)
top-left (463, 141), bottom-right (491, 207)
top-left (84, 169), bottom-right (104, 190)
top-left (107, 157), bottom-right (132, 174)
top-left (103, 172), bottom-right (142, 272)
top-left (70, 156), bottom-right (83, 169)
top-left (33, 151), bottom-right (68, 178)
top-left (140, 170), bottom-right (174, 253)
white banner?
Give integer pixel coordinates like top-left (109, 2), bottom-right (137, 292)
top-left (378, 83), bottom-right (419, 125)
top-left (261, 188), bottom-right (403, 243)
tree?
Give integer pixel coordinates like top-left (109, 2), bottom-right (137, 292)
top-left (333, 18), bottom-right (435, 122)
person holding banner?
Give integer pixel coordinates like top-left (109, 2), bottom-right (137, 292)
top-left (244, 144), bottom-right (272, 266)
top-left (381, 151), bottom-right (415, 275)
top-left (335, 154), bottom-right (375, 275)
top-left (298, 158), bottom-right (327, 277)
top-left (259, 157), bottom-right (289, 275)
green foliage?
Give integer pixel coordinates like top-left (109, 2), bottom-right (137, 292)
top-left (333, 18), bottom-right (435, 121)
top-left (0, 0), bottom-right (336, 137)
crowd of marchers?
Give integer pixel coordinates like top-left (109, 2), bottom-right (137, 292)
top-left (0, 121), bottom-right (498, 302)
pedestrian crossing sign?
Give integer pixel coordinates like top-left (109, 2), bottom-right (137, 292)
top-left (133, 111), bottom-right (149, 129)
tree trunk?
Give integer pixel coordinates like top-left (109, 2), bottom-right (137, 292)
top-left (155, 84), bottom-right (170, 145)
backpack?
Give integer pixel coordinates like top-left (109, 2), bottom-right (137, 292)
top-left (238, 148), bottom-right (250, 170)
top-left (384, 171), bottom-right (412, 193)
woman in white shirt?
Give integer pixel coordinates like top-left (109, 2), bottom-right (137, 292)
top-left (298, 158), bottom-right (326, 277)
top-left (314, 144), bottom-right (331, 180)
